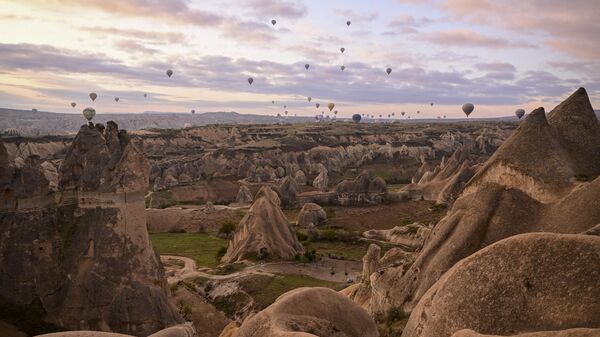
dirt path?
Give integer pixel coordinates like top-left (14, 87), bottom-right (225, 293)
top-left (161, 255), bottom-right (361, 285)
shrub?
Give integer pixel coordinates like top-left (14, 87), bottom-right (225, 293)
top-left (169, 283), bottom-right (178, 295)
top-left (216, 246), bottom-right (227, 258)
top-left (218, 221), bottom-right (237, 236)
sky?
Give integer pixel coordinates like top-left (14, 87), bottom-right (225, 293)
top-left (0, 0), bottom-right (598, 119)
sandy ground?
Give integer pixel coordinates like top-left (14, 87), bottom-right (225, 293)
top-left (162, 255), bottom-right (362, 284)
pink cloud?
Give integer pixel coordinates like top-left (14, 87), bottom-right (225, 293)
top-left (424, 29), bottom-right (535, 49)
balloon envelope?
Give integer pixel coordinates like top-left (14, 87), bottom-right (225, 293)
top-left (114, 97), bottom-right (119, 102)
top-left (144, 93), bottom-right (147, 98)
top-left (328, 103), bottom-right (335, 111)
top-left (82, 107), bottom-right (96, 121)
top-left (71, 102), bottom-right (76, 108)
top-left (462, 103), bottom-right (475, 116)
top-left (307, 97), bottom-right (312, 102)
top-left (341, 65), bottom-right (345, 71)
top-left (305, 64), bottom-right (310, 70)
top-left (352, 114), bottom-right (361, 123)
top-left (166, 69), bottom-right (173, 77)
top-left (340, 48), bottom-right (345, 53)
top-left (515, 108), bottom-right (525, 119)
top-left (346, 21), bottom-right (351, 26)
top-left (248, 77), bottom-right (254, 85)
top-left (89, 92), bottom-right (97, 101)
top-left (271, 19), bottom-right (276, 26)
top-left (386, 68), bottom-right (392, 75)
top-left (316, 103), bottom-right (320, 108)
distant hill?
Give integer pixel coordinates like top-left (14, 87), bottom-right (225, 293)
top-left (1, 108), bottom-right (520, 136)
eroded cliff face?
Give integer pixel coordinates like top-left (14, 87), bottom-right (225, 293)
top-left (0, 123), bottom-right (181, 336)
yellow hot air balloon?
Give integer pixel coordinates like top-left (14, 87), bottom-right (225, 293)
top-left (328, 103), bottom-right (335, 111)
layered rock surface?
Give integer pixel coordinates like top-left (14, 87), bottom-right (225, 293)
top-left (334, 171), bottom-right (387, 205)
top-left (221, 186), bottom-right (304, 263)
top-left (0, 123), bottom-right (180, 336)
top-left (402, 233), bottom-right (600, 337)
top-left (226, 287), bottom-right (379, 337)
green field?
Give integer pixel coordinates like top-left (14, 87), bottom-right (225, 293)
top-left (239, 274), bottom-right (344, 309)
top-left (150, 233), bottom-right (228, 268)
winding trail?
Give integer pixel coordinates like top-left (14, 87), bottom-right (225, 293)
top-left (161, 255), bottom-right (361, 285)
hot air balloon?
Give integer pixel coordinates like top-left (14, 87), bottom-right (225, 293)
top-left (305, 64), bottom-right (310, 70)
top-left (316, 103), bottom-right (320, 109)
top-left (515, 108), bottom-right (525, 119)
top-left (334, 110), bottom-right (338, 115)
top-left (379, 114), bottom-right (382, 118)
top-left (271, 19), bottom-right (277, 26)
top-left (352, 114), bottom-right (361, 123)
top-left (391, 112), bottom-right (395, 116)
top-left (89, 92), bottom-right (97, 101)
top-left (417, 110), bottom-right (420, 114)
top-left (444, 115), bottom-right (447, 119)
top-left (462, 103), bottom-right (474, 117)
top-left (284, 105), bottom-right (287, 109)
top-left (144, 93), bottom-right (148, 98)
top-left (340, 48), bottom-right (345, 54)
top-left (248, 77), bottom-right (254, 85)
top-left (71, 102), bottom-right (76, 108)
top-left (114, 97), bottom-right (119, 102)
top-left (321, 111), bottom-right (324, 115)
top-left (328, 103), bottom-right (335, 111)
top-left (430, 103), bottom-right (434, 107)
top-left (82, 107), bottom-right (96, 122)
top-left (284, 111), bottom-right (288, 115)
top-left (308, 97), bottom-right (312, 102)
top-left (272, 100), bottom-right (275, 104)
top-left (401, 112), bottom-right (405, 116)
top-left (341, 65), bottom-right (345, 71)
top-left (346, 21), bottom-right (351, 26)
top-left (386, 68), bottom-right (392, 75)
top-left (166, 69), bottom-right (173, 78)
top-left (191, 109), bottom-right (195, 114)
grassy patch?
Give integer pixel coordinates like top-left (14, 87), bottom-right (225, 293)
top-left (150, 233), bottom-right (228, 268)
top-left (240, 274), bottom-right (344, 309)
top-left (303, 241), bottom-right (368, 261)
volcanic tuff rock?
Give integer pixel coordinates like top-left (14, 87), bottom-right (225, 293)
top-left (297, 202), bottom-right (327, 227)
top-left (235, 184), bottom-right (253, 204)
top-left (0, 123), bottom-right (181, 336)
top-left (294, 169), bottom-right (307, 186)
top-left (313, 164), bottom-right (329, 191)
top-left (221, 186), bottom-right (304, 263)
top-left (363, 223), bottom-right (432, 249)
top-left (402, 233), bottom-right (600, 337)
top-left (229, 287), bottom-right (379, 337)
top-left (335, 170), bottom-right (387, 205)
top-left (361, 88), bottom-right (600, 318)
top-left (278, 175), bottom-right (299, 208)
top-left (451, 329), bottom-right (600, 337)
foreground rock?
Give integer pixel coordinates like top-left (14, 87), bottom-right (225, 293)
top-left (363, 223), bottom-right (432, 249)
top-left (0, 123), bottom-right (181, 336)
top-left (335, 171), bottom-right (387, 205)
top-left (226, 287), bottom-right (378, 337)
top-left (297, 202), bottom-right (327, 227)
top-left (221, 186), bottom-right (304, 263)
top-left (451, 329), bottom-right (600, 337)
top-left (364, 88), bottom-right (600, 317)
top-left (403, 233), bottom-right (600, 337)
top-left (37, 323), bottom-right (197, 337)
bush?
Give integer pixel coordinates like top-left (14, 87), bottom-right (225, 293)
top-left (321, 229), bottom-right (336, 241)
top-left (169, 283), bottom-right (178, 295)
top-left (168, 228), bottom-right (186, 233)
top-left (216, 246), bottom-right (227, 258)
top-left (218, 221), bottom-right (237, 236)
top-left (296, 230), bottom-right (308, 242)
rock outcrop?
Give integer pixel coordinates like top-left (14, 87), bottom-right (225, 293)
top-left (0, 123), bottom-right (181, 336)
top-left (229, 287), bottom-right (379, 337)
top-left (294, 170), bottom-right (307, 186)
top-left (297, 202), bottom-right (327, 227)
top-left (359, 88), bottom-right (600, 318)
top-left (313, 165), bottom-right (329, 191)
top-left (451, 329), bottom-right (600, 337)
top-left (278, 175), bottom-right (299, 208)
top-left (335, 171), bottom-right (387, 205)
top-left (221, 186), bottom-right (304, 263)
top-left (235, 184), bottom-right (253, 204)
top-left (402, 233), bottom-right (600, 337)
top-left (363, 223), bottom-right (432, 249)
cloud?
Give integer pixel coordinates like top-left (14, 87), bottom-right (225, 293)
top-left (475, 62), bottom-right (517, 73)
top-left (337, 9), bottom-right (379, 24)
top-left (241, 0), bottom-right (307, 19)
top-left (384, 14), bottom-right (433, 35)
top-left (437, 0), bottom-right (600, 59)
top-left (112, 39), bottom-right (159, 55)
top-left (82, 27), bottom-right (187, 44)
top-left (424, 29), bottom-right (535, 49)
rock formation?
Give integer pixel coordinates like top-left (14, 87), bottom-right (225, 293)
top-left (228, 287), bottom-right (379, 337)
top-left (36, 323), bottom-right (198, 337)
top-left (363, 223), bottom-right (432, 249)
top-left (278, 175), bottom-right (299, 208)
top-left (0, 123), bottom-right (181, 336)
top-left (313, 165), bottom-right (329, 191)
top-left (335, 171), bottom-right (387, 205)
top-left (402, 142), bottom-right (479, 205)
top-left (235, 184), bottom-right (253, 204)
top-left (297, 202), bottom-right (327, 227)
top-left (294, 169), bottom-right (307, 186)
top-left (221, 186), bottom-right (304, 263)
top-left (402, 233), bottom-right (600, 337)
top-left (451, 329), bottom-right (600, 337)
top-left (362, 88), bottom-right (600, 318)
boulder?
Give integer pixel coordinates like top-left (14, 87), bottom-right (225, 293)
top-left (278, 175), bottom-right (299, 208)
top-left (232, 287), bottom-right (378, 337)
top-left (363, 223), bottom-right (431, 249)
top-left (297, 202), bottom-right (327, 227)
top-left (451, 329), bottom-right (600, 337)
top-left (235, 184), bottom-right (253, 204)
top-left (221, 186), bottom-right (304, 263)
top-left (403, 233), bottom-right (600, 337)
top-left (313, 166), bottom-right (329, 191)
top-left (294, 170), bottom-right (307, 186)
top-left (335, 171), bottom-right (387, 205)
